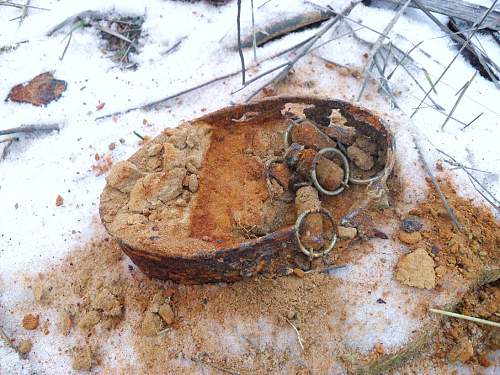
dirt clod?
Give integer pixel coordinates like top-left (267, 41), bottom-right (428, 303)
top-left (347, 145), bottom-right (374, 171)
top-left (18, 339), bottom-right (32, 354)
top-left (72, 345), bottom-right (92, 371)
top-left (22, 313), bottom-right (39, 330)
top-left (141, 311), bottom-right (165, 337)
top-left (447, 337), bottom-right (474, 363)
top-left (158, 303), bottom-right (175, 325)
top-left (91, 288), bottom-right (122, 317)
top-left (78, 311), bottom-right (100, 330)
top-left (395, 248), bottom-right (436, 289)
top-left (106, 160), bottom-right (144, 194)
top-left (55, 195), bottom-right (64, 207)
top-left (398, 231), bottom-right (422, 245)
top-left (293, 268), bottom-right (305, 278)
top-left (338, 226), bottom-right (357, 240)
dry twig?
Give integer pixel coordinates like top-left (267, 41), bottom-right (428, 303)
top-left (441, 71), bottom-right (477, 130)
top-left (429, 308), bottom-right (500, 328)
top-left (0, 123), bottom-right (60, 136)
top-left (357, 0), bottom-right (412, 101)
top-left (414, 137), bottom-right (462, 231)
top-left (435, 148), bottom-right (499, 213)
top-left (237, 0), bottom-right (246, 85)
top-left (284, 317), bottom-right (304, 351)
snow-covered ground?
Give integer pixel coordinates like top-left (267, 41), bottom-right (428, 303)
top-left (1, 0), bottom-right (499, 373)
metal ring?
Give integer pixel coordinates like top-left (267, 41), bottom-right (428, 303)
top-left (310, 147), bottom-right (350, 196)
top-left (294, 208), bottom-right (337, 259)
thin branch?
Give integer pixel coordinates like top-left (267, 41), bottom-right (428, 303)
top-left (18, 0), bottom-right (30, 25)
top-left (95, 24), bottom-right (138, 49)
top-left (46, 10), bottom-right (105, 36)
top-left (372, 52), bottom-right (400, 108)
top-left (0, 124), bottom-right (60, 136)
top-left (429, 308), bottom-right (500, 328)
top-left (411, 0), bottom-right (499, 117)
top-left (435, 148), bottom-right (499, 212)
top-left (357, 0), bottom-right (412, 101)
top-left (0, 0), bottom-right (48, 11)
top-left (251, 0), bottom-right (257, 62)
top-left (95, 70), bottom-right (241, 121)
top-left (237, 0), bottom-right (246, 85)
top-left (414, 137), bottom-right (462, 232)
top-left (461, 112), bottom-right (483, 130)
top-left (95, 40), bottom-right (314, 121)
top-left (386, 41), bottom-right (423, 80)
top-left (441, 71), bottom-right (477, 130)
top-left (285, 317), bottom-right (304, 351)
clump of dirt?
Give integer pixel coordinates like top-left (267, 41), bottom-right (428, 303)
top-left (22, 313), bottom-right (39, 330)
top-left (395, 248), bottom-right (436, 289)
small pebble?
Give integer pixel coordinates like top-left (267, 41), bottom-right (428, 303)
top-left (147, 144), bottom-right (163, 157)
top-left (338, 226), bottom-right (357, 240)
top-left (402, 216), bottom-right (423, 233)
top-left (292, 268), bottom-right (305, 278)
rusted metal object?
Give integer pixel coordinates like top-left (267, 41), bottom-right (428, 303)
top-left (100, 96), bottom-right (395, 284)
top-left (6, 72), bottom-right (67, 106)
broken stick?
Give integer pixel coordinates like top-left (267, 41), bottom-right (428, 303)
top-left (0, 123), bottom-right (60, 136)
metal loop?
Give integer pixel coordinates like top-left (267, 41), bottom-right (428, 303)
top-left (294, 208), bottom-right (337, 259)
top-left (310, 147), bottom-right (350, 196)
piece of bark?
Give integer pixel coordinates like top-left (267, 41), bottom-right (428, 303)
top-left (241, 9), bottom-right (333, 47)
top-left (377, 0), bottom-right (500, 31)
top-left (6, 72), bottom-right (67, 106)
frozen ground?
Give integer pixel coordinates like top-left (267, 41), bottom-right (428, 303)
top-left (0, 0), bottom-right (499, 374)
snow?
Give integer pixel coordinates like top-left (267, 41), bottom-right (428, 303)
top-left (1, 0), bottom-right (499, 373)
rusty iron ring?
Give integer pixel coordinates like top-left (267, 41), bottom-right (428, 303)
top-left (294, 207), bottom-right (337, 259)
top-left (310, 147), bottom-right (350, 196)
